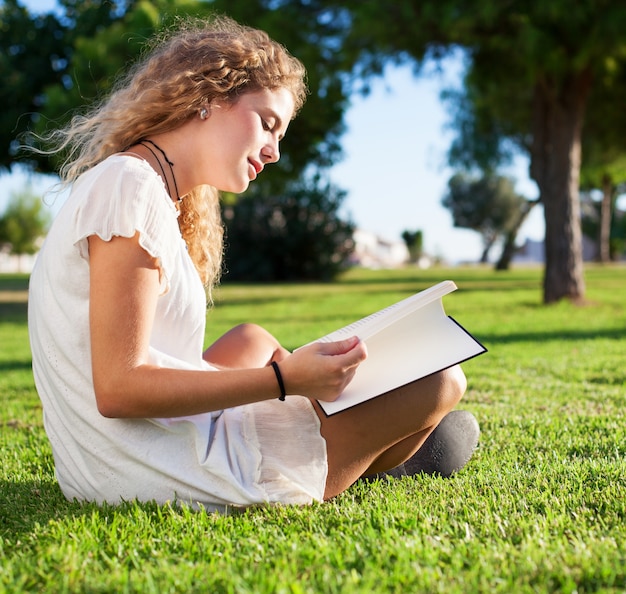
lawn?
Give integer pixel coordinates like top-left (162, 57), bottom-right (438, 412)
top-left (1, 265), bottom-right (625, 593)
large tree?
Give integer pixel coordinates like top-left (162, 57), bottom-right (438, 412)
top-left (0, 185), bottom-right (50, 270)
top-left (442, 173), bottom-right (531, 267)
top-left (327, 0), bottom-right (626, 303)
top-left (0, 0), bottom-right (65, 171)
top-left (1, 0), bottom-right (140, 172)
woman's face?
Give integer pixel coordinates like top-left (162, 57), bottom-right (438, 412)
top-left (194, 87), bottom-right (295, 193)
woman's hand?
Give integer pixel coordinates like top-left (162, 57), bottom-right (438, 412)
top-left (204, 325), bottom-right (366, 403)
top-left (278, 336), bottom-right (368, 402)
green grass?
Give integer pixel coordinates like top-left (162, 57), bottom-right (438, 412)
top-left (1, 266), bottom-right (625, 593)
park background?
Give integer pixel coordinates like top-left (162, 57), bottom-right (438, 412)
top-left (1, 2), bottom-right (625, 591)
top-left (0, 0), bottom-right (551, 266)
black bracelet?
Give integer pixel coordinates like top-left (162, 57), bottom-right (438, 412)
top-left (271, 361), bottom-right (286, 401)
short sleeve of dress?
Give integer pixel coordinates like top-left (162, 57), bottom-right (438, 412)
top-left (73, 155), bottom-right (181, 295)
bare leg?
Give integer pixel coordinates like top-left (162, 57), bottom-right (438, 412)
top-left (203, 323), bottom-right (290, 369)
top-left (314, 364), bottom-right (467, 499)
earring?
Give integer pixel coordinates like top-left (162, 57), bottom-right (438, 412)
top-left (199, 107), bottom-right (209, 120)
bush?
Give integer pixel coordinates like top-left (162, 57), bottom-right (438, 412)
top-left (222, 177), bottom-right (355, 281)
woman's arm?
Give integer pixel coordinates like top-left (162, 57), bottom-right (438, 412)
top-left (88, 233), bottom-right (366, 418)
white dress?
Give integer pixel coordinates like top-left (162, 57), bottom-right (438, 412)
top-left (28, 155), bottom-right (328, 511)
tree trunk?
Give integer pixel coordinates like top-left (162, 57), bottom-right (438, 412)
top-left (530, 71), bottom-right (591, 304)
top-left (599, 174), bottom-right (613, 263)
top-left (495, 231), bottom-right (517, 271)
top-left (479, 235), bottom-right (496, 264)
top-left (495, 199), bottom-right (539, 271)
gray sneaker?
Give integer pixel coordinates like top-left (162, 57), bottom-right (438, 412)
top-left (367, 410), bottom-right (480, 480)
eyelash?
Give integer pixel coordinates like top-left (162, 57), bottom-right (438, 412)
top-left (262, 120), bottom-right (273, 132)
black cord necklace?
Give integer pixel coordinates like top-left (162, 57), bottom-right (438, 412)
top-left (139, 139), bottom-right (181, 204)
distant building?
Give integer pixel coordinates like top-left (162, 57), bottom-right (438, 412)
top-left (350, 229), bottom-right (411, 269)
top-left (0, 245), bottom-right (38, 273)
top-left (513, 235), bottom-right (600, 264)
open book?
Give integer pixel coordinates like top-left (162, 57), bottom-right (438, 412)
top-left (309, 280), bottom-right (487, 416)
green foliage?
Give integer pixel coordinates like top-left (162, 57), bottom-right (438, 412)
top-left (442, 173), bottom-right (529, 263)
top-left (222, 177), bottom-right (355, 281)
top-left (0, 185), bottom-right (50, 257)
top-left (0, 0), bottom-right (66, 171)
top-left (581, 78), bottom-right (626, 192)
top-left (334, 0), bottom-right (626, 301)
top-left (442, 59), bottom-right (530, 174)
top-left (6, 0), bottom-right (357, 184)
top-left (1, 0), bottom-right (140, 172)
top-left (2, 266), bottom-right (626, 592)
top-left (401, 229), bottom-right (423, 262)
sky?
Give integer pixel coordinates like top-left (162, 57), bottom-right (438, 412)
top-left (1, 0), bottom-right (546, 264)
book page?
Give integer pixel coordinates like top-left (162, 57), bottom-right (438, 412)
top-left (314, 284), bottom-right (486, 416)
top-left (315, 280), bottom-right (458, 343)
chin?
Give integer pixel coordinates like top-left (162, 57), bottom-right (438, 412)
top-left (233, 180), bottom-right (252, 193)
top-left (216, 180), bottom-right (250, 194)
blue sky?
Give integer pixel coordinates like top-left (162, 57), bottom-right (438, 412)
top-left (331, 61), bottom-right (543, 262)
top-left (1, 0), bottom-right (546, 263)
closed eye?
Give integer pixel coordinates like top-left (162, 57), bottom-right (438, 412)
top-left (260, 111), bottom-right (286, 140)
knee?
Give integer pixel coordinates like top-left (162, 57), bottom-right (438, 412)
top-left (231, 323), bottom-right (265, 342)
top-left (441, 364), bottom-right (467, 407)
top-left (231, 323), bottom-right (287, 360)
top-left (230, 323), bottom-right (277, 347)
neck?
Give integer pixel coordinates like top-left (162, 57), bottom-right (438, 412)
top-left (138, 139), bottom-right (180, 204)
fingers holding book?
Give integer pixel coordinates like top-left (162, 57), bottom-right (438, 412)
top-left (279, 336), bottom-right (367, 402)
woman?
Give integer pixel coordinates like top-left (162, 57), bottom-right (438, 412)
top-left (28, 16), bottom-right (478, 511)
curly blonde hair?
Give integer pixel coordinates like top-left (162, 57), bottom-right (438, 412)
top-left (44, 16), bottom-right (307, 291)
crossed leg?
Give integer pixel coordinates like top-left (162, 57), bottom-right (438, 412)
top-left (204, 323), bottom-right (469, 500)
top-left (314, 364), bottom-right (467, 499)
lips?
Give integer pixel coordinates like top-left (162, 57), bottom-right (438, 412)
top-left (249, 159), bottom-right (263, 176)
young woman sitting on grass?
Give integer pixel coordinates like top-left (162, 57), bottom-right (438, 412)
top-left (28, 16), bottom-right (479, 511)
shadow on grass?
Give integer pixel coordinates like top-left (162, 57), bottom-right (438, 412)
top-left (0, 301), bottom-right (28, 323)
top-left (0, 275), bottom-right (29, 292)
top-left (0, 360), bottom-right (33, 372)
top-left (0, 479), bottom-right (74, 539)
top-left (342, 277), bottom-right (544, 291)
top-left (0, 274), bottom-right (29, 325)
top-left (0, 479), bottom-right (166, 542)
top-left (479, 326), bottom-right (625, 346)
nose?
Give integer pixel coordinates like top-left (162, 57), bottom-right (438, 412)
top-left (262, 138), bottom-right (280, 164)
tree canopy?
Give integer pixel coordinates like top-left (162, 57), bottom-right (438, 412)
top-left (1, 0), bottom-right (144, 171)
top-left (442, 173), bottom-right (530, 266)
top-left (5, 0), bottom-right (626, 294)
top-left (6, 0), bottom-right (356, 189)
top-left (0, 186), bottom-right (50, 267)
top-left (328, 0), bottom-right (626, 302)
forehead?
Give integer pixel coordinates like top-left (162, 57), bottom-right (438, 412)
top-left (236, 88), bottom-right (295, 121)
